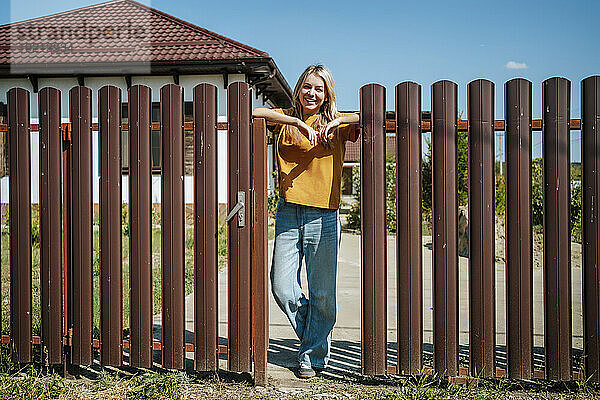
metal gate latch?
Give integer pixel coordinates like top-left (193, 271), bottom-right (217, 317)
top-left (224, 191), bottom-right (245, 227)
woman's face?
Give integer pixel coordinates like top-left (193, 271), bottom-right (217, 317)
top-left (298, 73), bottom-right (327, 116)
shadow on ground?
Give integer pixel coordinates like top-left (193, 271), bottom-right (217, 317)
top-left (71, 325), bottom-right (583, 382)
top-left (267, 336), bottom-right (583, 380)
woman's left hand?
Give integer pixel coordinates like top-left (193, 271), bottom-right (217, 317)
top-left (318, 118), bottom-right (340, 147)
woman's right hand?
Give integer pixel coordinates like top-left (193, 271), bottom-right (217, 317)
top-left (295, 118), bottom-right (319, 146)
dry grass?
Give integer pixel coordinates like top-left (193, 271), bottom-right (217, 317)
top-left (0, 364), bottom-right (599, 400)
top-left (1, 217), bottom-right (229, 337)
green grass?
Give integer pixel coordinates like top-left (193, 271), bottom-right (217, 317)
top-left (0, 361), bottom-right (599, 400)
top-left (0, 200), bottom-right (272, 337)
top-left (1, 218), bottom-right (229, 337)
top-left (0, 333), bottom-right (598, 399)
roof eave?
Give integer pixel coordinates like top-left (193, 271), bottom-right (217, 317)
top-left (0, 57), bottom-right (293, 107)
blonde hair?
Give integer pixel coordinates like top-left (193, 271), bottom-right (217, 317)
top-left (291, 64), bottom-right (338, 130)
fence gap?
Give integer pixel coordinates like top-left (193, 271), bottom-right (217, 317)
top-left (542, 77), bottom-right (572, 381)
top-left (227, 82), bottom-right (252, 373)
top-left (193, 83), bottom-right (218, 371)
top-left (395, 81), bottom-right (423, 374)
top-left (431, 80), bottom-right (459, 376)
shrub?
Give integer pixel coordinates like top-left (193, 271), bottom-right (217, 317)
top-left (571, 183), bottom-right (582, 243)
top-left (530, 158), bottom-right (582, 243)
top-left (268, 170), bottom-right (279, 219)
top-left (531, 158), bottom-right (544, 227)
top-left (347, 129), bottom-right (468, 233)
top-left (421, 130), bottom-right (469, 213)
top-left (121, 203), bottom-right (129, 236)
top-left (346, 145), bottom-right (582, 244)
top-left (346, 158), bottom-right (397, 232)
top-left (345, 166), bottom-right (361, 231)
top-left (495, 173), bottom-right (505, 216)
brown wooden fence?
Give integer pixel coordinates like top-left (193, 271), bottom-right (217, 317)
top-left (0, 76), bottom-right (599, 385)
top-left (0, 82), bottom-right (269, 384)
top-left (360, 76), bottom-right (600, 383)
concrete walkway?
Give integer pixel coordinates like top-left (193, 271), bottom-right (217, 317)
top-left (178, 231), bottom-right (583, 385)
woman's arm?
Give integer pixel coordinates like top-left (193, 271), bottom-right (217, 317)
top-left (337, 113), bottom-right (360, 125)
top-left (318, 113), bottom-right (360, 143)
top-left (252, 107), bottom-right (319, 146)
top-left (252, 107), bottom-right (299, 126)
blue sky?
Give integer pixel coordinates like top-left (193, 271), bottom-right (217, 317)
top-left (3, 0), bottom-right (599, 160)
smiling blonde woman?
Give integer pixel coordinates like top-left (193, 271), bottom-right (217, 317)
top-left (253, 64), bottom-right (359, 378)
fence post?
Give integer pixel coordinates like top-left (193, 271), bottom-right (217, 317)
top-left (542, 77), bottom-right (572, 381)
top-left (193, 83), bottom-right (219, 372)
top-left (467, 79), bottom-right (496, 377)
top-left (395, 81), bottom-right (423, 375)
top-left (99, 85), bottom-right (123, 367)
top-left (68, 86), bottom-right (93, 366)
top-left (39, 87), bottom-right (63, 365)
top-left (160, 83), bottom-right (186, 370)
top-left (360, 83), bottom-right (387, 375)
top-left (504, 78), bottom-right (534, 379)
top-left (582, 75), bottom-right (600, 382)
top-left (62, 104), bottom-right (72, 374)
top-left (251, 117), bottom-right (268, 386)
top-left (227, 82), bottom-right (252, 373)
top-left (7, 88), bottom-right (32, 364)
top-left (128, 84), bottom-right (153, 368)
top-left (431, 80), bottom-right (459, 376)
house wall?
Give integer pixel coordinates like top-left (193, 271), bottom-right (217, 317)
top-left (0, 74), bottom-right (265, 117)
top-left (0, 74), bottom-right (276, 204)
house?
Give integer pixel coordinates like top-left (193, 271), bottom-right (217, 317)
top-left (0, 0), bottom-right (292, 207)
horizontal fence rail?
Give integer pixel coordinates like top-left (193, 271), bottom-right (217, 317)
top-left (0, 119), bottom-right (587, 134)
top-left (0, 76), bottom-right (599, 385)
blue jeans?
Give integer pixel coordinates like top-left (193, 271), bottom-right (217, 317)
top-left (271, 197), bottom-right (341, 368)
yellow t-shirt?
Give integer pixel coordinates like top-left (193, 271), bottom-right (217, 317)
top-left (270, 108), bottom-right (359, 210)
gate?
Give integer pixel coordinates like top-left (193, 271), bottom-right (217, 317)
top-left (1, 82), bottom-right (269, 385)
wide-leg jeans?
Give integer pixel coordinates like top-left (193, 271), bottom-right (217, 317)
top-left (270, 197), bottom-right (341, 369)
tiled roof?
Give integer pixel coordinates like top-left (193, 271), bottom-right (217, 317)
top-left (0, 0), bottom-right (269, 65)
